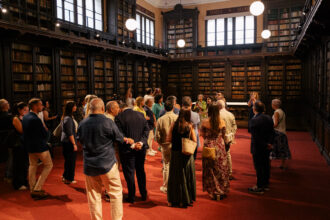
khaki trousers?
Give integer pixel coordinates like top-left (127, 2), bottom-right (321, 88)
top-left (160, 144), bottom-right (171, 189)
top-left (227, 149), bottom-right (232, 176)
top-left (147, 130), bottom-right (154, 152)
top-left (85, 163), bottom-right (123, 220)
top-left (28, 150), bottom-right (53, 192)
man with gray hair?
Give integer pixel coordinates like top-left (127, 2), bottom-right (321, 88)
top-left (78, 98), bottom-right (134, 220)
top-left (182, 96), bottom-right (200, 160)
top-left (105, 101), bottom-right (120, 121)
top-left (217, 100), bottom-right (237, 180)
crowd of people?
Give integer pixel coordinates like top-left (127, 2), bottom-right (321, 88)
top-left (0, 89), bottom-right (292, 220)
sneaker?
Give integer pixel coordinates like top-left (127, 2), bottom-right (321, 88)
top-left (64, 180), bottom-right (77, 184)
top-left (31, 190), bottom-right (49, 200)
top-left (151, 149), bottom-right (158, 154)
top-left (147, 151), bottom-right (155, 156)
top-left (18, 185), bottom-right (28, 191)
top-left (160, 186), bottom-right (167, 194)
top-left (263, 185), bottom-right (270, 191)
top-left (248, 185), bottom-right (264, 195)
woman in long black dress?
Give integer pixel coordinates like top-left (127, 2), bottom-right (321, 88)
top-left (166, 109), bottom-right (197, 208)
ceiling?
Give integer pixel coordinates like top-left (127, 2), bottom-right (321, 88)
top-left (144, 0), bottom-right (229, 8)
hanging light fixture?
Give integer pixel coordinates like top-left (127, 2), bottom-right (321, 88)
top-left (261, 29), bottom-right (271, 39)
top-left (250, 1), bottom-right (265, 16)
top-left (177, 39), bottom-right (185, 48)
top-left (1, 8), bottom-right (7, 13)
top-left (125, 18), bottom-right (137, 31)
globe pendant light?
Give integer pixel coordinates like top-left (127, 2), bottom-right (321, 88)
top-left (125, 18), bottom-right (137, 31)
top-left (177, 39), bottom-right (185, 48)
top-left (261, 29), bottom-right (271, 39)
top-left (250, 1), bottom-right (265, 16)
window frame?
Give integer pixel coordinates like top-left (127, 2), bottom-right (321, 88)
top-left (136, 12), bottom-right (155, 47)
top-left (56, 0), bottom-right (104, 31)
top-left (206, 15), bottom-right (256, 47)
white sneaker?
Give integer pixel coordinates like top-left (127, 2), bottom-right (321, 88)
top-left (147, 151), bottom-right (155, 156)
top-left (160, 186), bottom-right (167, 193)
top-left (18, 185), bottom-right (28, 191)
top-left (151, 149), bottom-right (158, 154)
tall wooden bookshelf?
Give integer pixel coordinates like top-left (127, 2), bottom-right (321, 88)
top-left (11, 43), bottom-right (34, 102)
top-left (163, 4), bottom-right (198, 58)
top-left (211, 62), bottom-right (225, 94)
top-left (285, 59), bottom-right (302, 100)
top-left (94, 56), bottom-right (106, 98)
top-left (267, 59), bottom-right (284, 100)
top-left (181, 65), bottom-right (193, 97)
top-left (231, 61), bottom-right (246, 100)
top-left (35, 47), bottom-right (52, 100)
top-left (118, 59), bottom-right (133, 96)
top-left (137, 61), bottom-right (149, 96)
top-left (76, 52), bottom-right (88, 98)
top-left (197, 62), bottom-right (212, 97)
top-left (11, 43), bottom-right (53, 102)
top-left (118, 0), bottom-right (134, 43)
top-left (60, 50), bottom-right (75, 105)
top-left (150, 62), bottom-right (161, 90)
top-left (105, 57), bottom-right (114, 101)
top-left (267, 6), bottom-right (302, 52)
top-left (247, 61), bottom-right (262, 96)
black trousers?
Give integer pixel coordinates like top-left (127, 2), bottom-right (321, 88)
top-left (120, 149), bottom-right (147, 200)
top-left (62, 142), bottom-right (77, 182)
top-left (252, 152), bottom-right (270, 188)
top-left (12, 146), bottom-right (29, 189)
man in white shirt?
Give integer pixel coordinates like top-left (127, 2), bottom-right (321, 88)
top-left (217, 100), bottom-right (237, 180)
top-left (155, 100), bottom-right (178, 193)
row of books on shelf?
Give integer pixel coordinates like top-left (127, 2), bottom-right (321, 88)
top-left (247, 77), bottom-right (261, 81)
top-left (37, 55), bottom-right (51, 64)
top-left (95, 83), bottom-right (105, 89)
top-left (36, 65), bottom-right (51, 73)
top-left (286, 86), bottom-right (301, 90)
top-left (77, 59), bottom-right (86, 66)
top-left (77, 76), bottom-right (88, 81)
top-left (36, 73), bottom-right (51, 81)
top-left (94, 69), bottom-right (104, 75)
top-left (13, 83), bottom-right (33, 92)
top-left (37, 84), bottom-right (51, 91)
top-left (247, 71), bottom-right (261, 76)
top-left (77, 68), bottom-right (87, 75)
top-left (12, 44), bottom-right (31, 51)
top-left (13, 74), bottom-right (32, 81)
top-left (268, 80), bottom-right (283, 84)
top-left (61, 76), bottom-right (74, 81)
top-left (62, 91), bottom-right (75, 97)
top-left (12, 51), bottom-right (33, 62)
top-left (13, 63), bottom-right (33, 72)
top-left (268, 86), bottom-right (283, 90)
top-left (94, 76), bottom-right (104, 82)
top-left (232, 72), bottom-right (245, 77)
top-left (61, 58), bottom-right (74, 65)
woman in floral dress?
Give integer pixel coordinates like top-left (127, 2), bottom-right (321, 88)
top-left (200, 103), bottom-right (230, 200)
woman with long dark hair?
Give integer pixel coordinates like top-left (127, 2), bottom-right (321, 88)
top-left (200, 103), bottom-right (229, 200)
top-left (61, 101), bottom-right (78, 184)
top-left (12, 102), bottom-right (29, 190)
top-left (166, 109), bottom-right (197, 208)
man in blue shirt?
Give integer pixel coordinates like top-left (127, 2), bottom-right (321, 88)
top-left (78, 98), bottom-right (133, 220)
top-left (22, 98), bottom-right (53, 200)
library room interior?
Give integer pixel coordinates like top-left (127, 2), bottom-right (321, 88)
top-left (0, 0), bottom-right (330, 219)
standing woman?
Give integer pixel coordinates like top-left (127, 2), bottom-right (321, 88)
top-left (61, 102), bottom-right (78, 184)
top-left (166, 109), bottom-right (197, 208)
top-left (42, 100), bottom-right (57, 128)
top-left (125, 87), bottom-right (135, 108)
top-left (270, 99), bottom-right (291, 169)
top-left (12, 102), bottom-right (29, 190)
top-left (247, 92), bottom-right (259, 132)
top-left (200, 103), bottom-right (229, 200)
top-left (152, 94), bottom-right (164, 121)
top-left (194, 94), bottom-right (207, 120)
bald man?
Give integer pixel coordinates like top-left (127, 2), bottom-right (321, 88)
top-left (78, 98), bottom-right (134, 220)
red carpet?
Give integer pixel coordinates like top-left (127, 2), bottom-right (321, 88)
top-left (0, 129), bottom-right (329, 220)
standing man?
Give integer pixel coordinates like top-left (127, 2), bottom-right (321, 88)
top-left (144, 97), bottom-right (157, 156)
top-left (155, 100), bottom-right (178, 193)
top-left (78, 98), bottom-right (133, 220)
top-left (22, 98), bottom-right (53, 199)
top-left (159, 96), bottom-right (180, 118)
top-left (218, 100), bottom-right (237, 180)
top-left (105, 101), bottom-right (120, 121)
top-left (182, 96), bottom-right (200, 160)
top-left (115, 103), bottom-right (150, 203)
top-left (248, 101), bottom-right (274, 195)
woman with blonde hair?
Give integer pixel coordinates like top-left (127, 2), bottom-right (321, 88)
top-left (248, 92), bottom-right (259, 132)
top-left (84, 95), bottom-right (97, 118)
